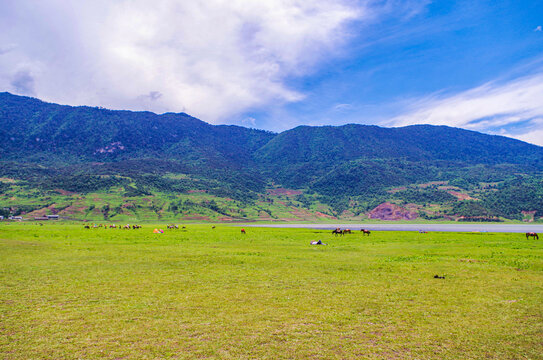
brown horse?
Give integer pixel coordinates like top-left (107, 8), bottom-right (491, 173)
top-left (332, 228), bottom-right (343, 236)
top-left (241, 228), bottom-right (246, 234)
top-left (343, 229), bottom-right (352, 234)
top-left (361, 229), bottom-right (371, 236)
top-left (526, 232), bottom-right (539, 240)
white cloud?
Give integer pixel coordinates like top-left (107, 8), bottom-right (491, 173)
top-left (0, 0), bottom-right (368, 123)
top-left (333, 103), bottom-right (354, 111)
top-left (386, 72), bottom-right (543, 146)
top-left (241, 117), bottom-right (257, 127)
top-left (535, 25), bottom-right (542, 32)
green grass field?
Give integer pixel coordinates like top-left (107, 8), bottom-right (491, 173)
top-left (1, 223), bottom-right (542, 359)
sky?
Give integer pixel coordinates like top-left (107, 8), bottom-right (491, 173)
top-left (1, 0), bottom-right (542, 145)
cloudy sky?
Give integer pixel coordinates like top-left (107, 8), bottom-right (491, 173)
top-left (1, 0), bottom-right (542, 145)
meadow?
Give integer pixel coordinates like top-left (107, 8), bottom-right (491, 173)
top-left (0, 223), bottom-right (542, 359)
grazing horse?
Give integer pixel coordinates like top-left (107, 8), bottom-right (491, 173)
top-left (526, 232), bottom-right (539, 240)
top-left (332, 228), bottom-right (343, 236)
top-left (241, 228), bottom-right (246, 234)
top-left (361, 229), bottom-right (371, 236)
top-left (343, 229), bottom-right (352, 234)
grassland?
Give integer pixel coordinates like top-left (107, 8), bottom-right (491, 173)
top-left (0, 223), bottom-right (542, 359)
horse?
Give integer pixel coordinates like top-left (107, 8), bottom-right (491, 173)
top-left (526, 232), bottom-right (539, 240)
top-left (241, 229), bottom-right (246, 234)
top-left (332, 228), bottom-right (343, 236)
top-left (343, 229), bottom-right (352, 234)
top-left (361, 229), bottom-right (371, 236)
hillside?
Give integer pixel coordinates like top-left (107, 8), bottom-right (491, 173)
top-left (1, 92), bottom-right (543, 222)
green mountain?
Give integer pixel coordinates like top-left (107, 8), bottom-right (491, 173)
top-left (1, 92), bottom-right (542, 222)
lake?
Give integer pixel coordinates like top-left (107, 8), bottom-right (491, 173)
top-left (243, 223), bottom-right (543, 233)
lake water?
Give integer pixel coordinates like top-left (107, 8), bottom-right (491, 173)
top-left (243, 223), bottom-right (543, 233)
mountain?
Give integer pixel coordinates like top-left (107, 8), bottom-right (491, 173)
top-left (1, 92), bottom-right (542, 222)
top-left (256, 123), bottom-right (543, 166)
top-left (0, 92), bottom-right (273, 167)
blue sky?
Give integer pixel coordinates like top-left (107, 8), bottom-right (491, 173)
top-left (1, 0), bottom-right (542, 145)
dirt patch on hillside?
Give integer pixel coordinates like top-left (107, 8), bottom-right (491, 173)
top-left (289, 208), bottom-right (316, 220)
top-left (447, 191), bottom-right (477, 201)
top-left (316, 211), bottom-right (336, 219)
top-left (418, 181), bottom-right (447, 188)
top-left (26, 204), bottom-right (58, 217)
top-left (387, 186), bottom-right (407, 194)
top-left (60, 205), bottom-right (88, 215)
top-left (188, 190), bottom-right (206, 193)
top-left (26, 208), bottom-right (48, 217)
top-left (267, 188), bottom-right (302, 196)
top-left (0, 178), bottom-right (16, 183)
top-left (257, 212), bottom-right (275, 221)
top-left (368, 202), bottom-right (418, 221)
top-left (522, 210), bottom-right (536, 222)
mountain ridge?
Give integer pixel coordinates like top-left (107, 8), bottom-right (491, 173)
top-left (1, 92), bottom-right (542, 222)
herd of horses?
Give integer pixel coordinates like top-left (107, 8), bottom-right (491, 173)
top-left (331, 228), bottom-right (540, 239)
top-left (84, 224), bottom-right (143, 229)
top-left (332, 228), bottom-right (371, 236)
top-left (83, 224), bottom-right (539, 240)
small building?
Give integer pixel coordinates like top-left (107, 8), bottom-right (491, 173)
top-left (47, 215), bottom-right (59, 220)
top-left (34, 216), bottom-right (49, 221)
top-left (0, 216), bottom-right (4, 220)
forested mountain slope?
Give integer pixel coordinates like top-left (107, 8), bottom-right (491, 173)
top-left (0, 92), bottom-right (274, 167)
top-left (1, 92), bottom-right (542, 222)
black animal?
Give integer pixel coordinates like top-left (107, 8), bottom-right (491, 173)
top-left (332, 228), bottom-right (343, 236)
top-left (526, 232), bottom-right (539, 240)
top-left (361, 229), bottom-right (371, 236)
